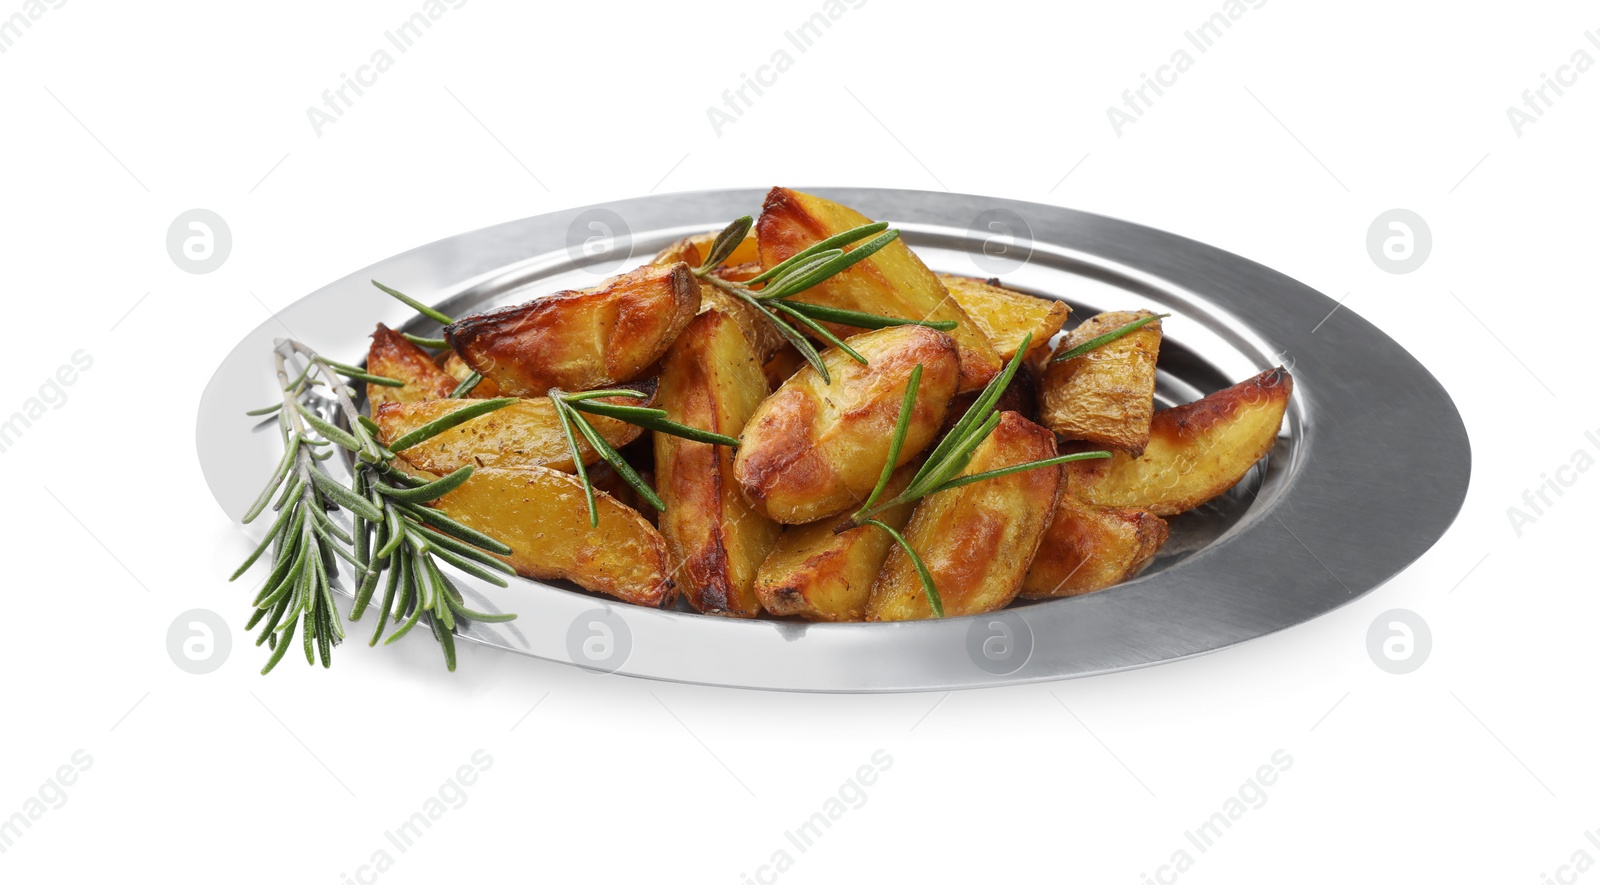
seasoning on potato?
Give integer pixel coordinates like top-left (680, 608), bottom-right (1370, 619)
top-left (655, 309), bottom-right (781, 617)
top-left (366, 323), bottom-right (458, 409)
top-left (757, 186), bottom-right (1001, 392)
top-left (1039, 310), bottom-right (1163, 455)
top-left (754, 465), bottom-right (917, 622)
top-left (422, 464), bottom-right (676, 609)
top-left (937, 274), bottom-right (1069, 362)
top-left (867, 411), bottom-right (1064, 621)
top-left (1019, 496), bottom-right (1168, 598)
top-left (373, 396), bottom-right (643, 475)
top-left (444, 260), bottom-right (700, 397)
top-left (439, 350), bottom-right (500, 398)
top-left (734, 324), bottom-right (960, 525)
top-left (1066, 366), bottom-right (1292, 515)
top-left (652, 235), bottom-right (786, 362)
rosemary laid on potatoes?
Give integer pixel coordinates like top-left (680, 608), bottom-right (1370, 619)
top-left (369, 281), bottom-right (741, 528)
top-left (841, 335), bottom-right (1113, 616)
top-left (691, 215), bottom-right (956, 384)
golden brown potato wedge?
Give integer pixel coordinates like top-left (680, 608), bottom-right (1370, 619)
top-left (868, 411), bottom-right (1063, 621)
top-left (444, 261), bottom-right (700, 397)
top-left (366, 324), bottom-right (458, 409)
top-left (656, 229), bottom-right (761, 269)
top-left (655, 310), bottom-right (780, 617)
top-left (373, 397), bottom-right (643, 475)
top-left (734, 324), bottom-right (960, 525)
top-left (937, 274), bottom-right (1069, 361)
top-left (716, 261), bottom-right (762, 283)
top-left (1066, 367), bottom-right (1292, 516)
top-left (754, 466), bottom-right (916, 622)
top-left (756, 187), bottom-right (1001, 391)
top-left (652, 237), bottom-right (786, 361)
top-left (424, 465), bottom-right (674, 608)
top-left (439, 351), bottom-right (500, 398)
top-left (1020, 497), bottom-right (1168, 598)
top-left (1039, 310), bottom-right (1162, 455)
top-left (938, 362), bottom-right (1036, 436)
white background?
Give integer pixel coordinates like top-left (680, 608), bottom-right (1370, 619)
top-left (1, 1), bottom-right (1594, 882)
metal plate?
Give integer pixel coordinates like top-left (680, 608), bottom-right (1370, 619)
top-left (196, 187), bottom-right (1470, 691)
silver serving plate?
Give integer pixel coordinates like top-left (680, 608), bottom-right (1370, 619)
top-left (196, 188), bottom-right (1470, 691)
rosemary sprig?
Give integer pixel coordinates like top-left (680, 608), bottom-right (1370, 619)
top-left (371, 280), bottom-right (454, 350)
top-left (372, 280), bottom-right (453, 325)
top-left (448, 371), bottom-right (482, 398)
top-left (841, 334), bottom-right (1114, 617)
top-left (1050, 313), bottom-right (1171, 363)
top-left (548, 387), bottom-right (740, 527)
top-left (233, 340), bottom-right (519, 672)
top-left (693, 216), bottom-right (957, 384)
top-left (368, 277), bottom-right (738, 527)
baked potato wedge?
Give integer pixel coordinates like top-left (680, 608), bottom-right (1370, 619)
top-left (444, 261), bottom-right (700, 397)
top-left (655, 229), bottom-right (761, 269)
top-left (424, 465), bottom-right (675, 608)
top-left (652, 237), bottom-right (785, 361)
top-left (756, 187), bottom-right (1001, 391)
top-left (439, 351), bottom-right (500, 398)
top-left (373, 396), bottom-right (643, 475)
top-left (867, 411), bottom-right (1064, 621)
top-left (1039, 310), bottom-right (1162, 454)
top-left (655, 309), bottom-right (780, 617)
top-left (366, 324), bottom-right (458, 409)
top-left (937, 274), bottom-right (1069, 361)
top-left (754, 465), bottom-right (916, 622)
top-left (1066, 367), bottom-right (1292, 516)
top-left (734, 324), bottom-right (961, 525)
top-left (1020, 497), bottom-right (1168, 598)
top-left (939, 361), bottom-right (1036, 436)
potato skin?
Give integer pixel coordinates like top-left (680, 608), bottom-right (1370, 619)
top-left (439, 351), bottom-right (500, 398)
top-left (754, 466), bottom-right (917, 622)
top-left (424, 465), bottom-right (675, 608)
top-left (939, 362), bottom-right (1036, 436)
top-left (652, 237), bottom-right (785, 361)
top-left (373, 397), bottom-right (642, 475)
top-left (757, 187), bottom-right (1001, 392)
top-left (1039, 311), bottom-right (1162, 455)
top-left (444, 261), bottom-right (700, 397)
top-left (936, 274), bottom-right (1069, 361)
top-left (734, 324), bottom-right (960, 525)
top-left (868, 412), bottom-right (1064, 621)
top-left (655, 310), bottom-right (780, 617)
top-left (1066, 367), bottom-right (1292, 516)
top-left (660, 229), bottom-right (761, 269)
top-left (1020, 497), bottom-right (1168, 598)
top-left (366, 324), bottom-right (457, 409)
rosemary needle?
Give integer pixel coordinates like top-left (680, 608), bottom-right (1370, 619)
top-left (1051, 313), bottom-right (1171, 363)
top-left (841, 335), bottom-right (1115, 617)
top-left (694, 216), bottom-right (958, 385)
top-left (233, 340), bottom-right (519, 672)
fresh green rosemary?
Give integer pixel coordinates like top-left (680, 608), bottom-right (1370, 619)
top-left (232, 340), bottom-right (519, 673)
top-left (842, 334), bottom-right (1114, 617)
top-left (693, 216), bottom-right (957, 384)
top-left (550, 388), bottom-right (740, 528)
top-left (369, 279), bottom-right (741, 528)
top-left (1050, 313), bottom-right (1171, 363)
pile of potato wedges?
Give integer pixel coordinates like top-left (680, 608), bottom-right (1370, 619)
top-left (364, 187), bottom-right (1293, 622)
